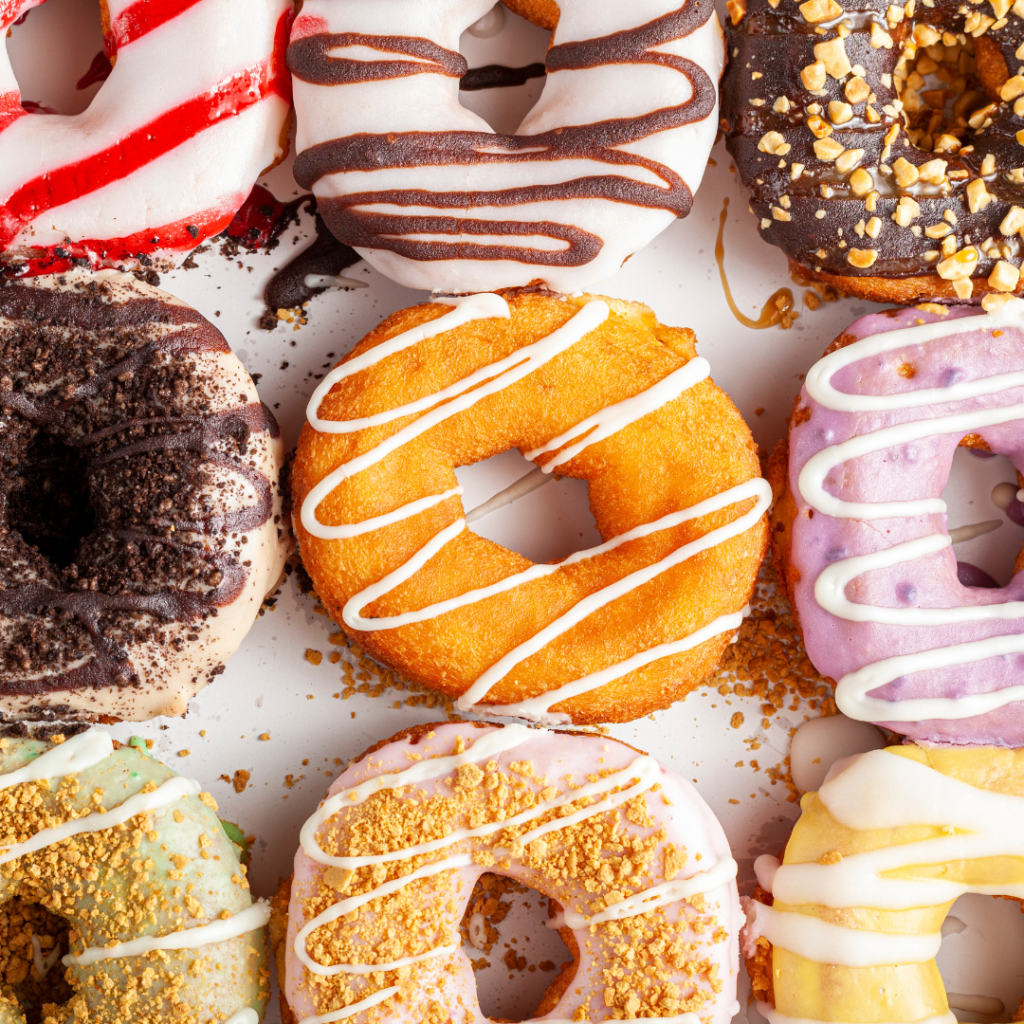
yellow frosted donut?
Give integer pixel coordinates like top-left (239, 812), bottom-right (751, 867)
top-left (743, 744), bottom-right (1024, 1024)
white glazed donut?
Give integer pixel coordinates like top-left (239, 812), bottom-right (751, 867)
top-left (275, 721), bottom-right (741, 1024)
top-left (287, 0), bottom-right (725, 294)
top-left (0, 0), bottom-right (294, 275)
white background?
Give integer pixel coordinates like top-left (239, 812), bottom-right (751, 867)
top-left (8, 2), bottom-right (1024, 1021)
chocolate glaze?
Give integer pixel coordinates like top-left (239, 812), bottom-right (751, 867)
top-left (264, 209), bottom-right (360, 313)
top-left (721, 0), bottom-right (1024, 286)
top-left (0, 277), bottom-right (278, 698)
top-left (460, 63), bottom-right (546, 91)
top-left (289, 3), bottom-right (716, 268)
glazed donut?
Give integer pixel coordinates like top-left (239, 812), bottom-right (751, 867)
top-left (743, 743), bottom-right (1024, 1024)
top-left (290, 290), bottom-right (768, 724)
top-left (0, 270), bottom-right (289, 722)
top-left (272, 721), bottom-right (741, 1024)
top-left (770, 295), bottom-right (1024, 746)
top-left (287, 0), bottom-right (724, 294)
top-left (0, 727), bottom-right (269, 1024)
top-left (0, 0), bottom-right (293, 276)
top-left (721, 0), bottom-right (1024, 303)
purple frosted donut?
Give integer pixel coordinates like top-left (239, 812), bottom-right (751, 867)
top-left (777, 296), bottom-right (1024, 745)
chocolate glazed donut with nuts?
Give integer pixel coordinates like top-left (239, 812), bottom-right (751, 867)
top-left (721, 0), bottom-right (1024, 303)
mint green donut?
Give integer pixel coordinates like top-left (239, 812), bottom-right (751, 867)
top-left (0, 730), bottom-right (268, 1024)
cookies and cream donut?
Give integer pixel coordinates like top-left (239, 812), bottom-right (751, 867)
top-left (771, 296), bottom-right (1024, 745)
top-left (0, 271), bottom-right (289, 722)
top-left (0, 727), bottom-right (269, 1024)
top-left (0, 0), bottom-right (293, 276)
top-left (291, 290), bottom-right (769, 724)
top-left (743, 743), bottom-right (1024, 1024)
top-left (271, 721), bottom-right (741, 1024)
top-left (287, 0), bottom-right (724, 294)
top-left (721, 0), bottom-right (1024, 303)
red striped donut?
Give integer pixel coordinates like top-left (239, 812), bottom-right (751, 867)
top-left (0, 0), bottom-right (294, 276)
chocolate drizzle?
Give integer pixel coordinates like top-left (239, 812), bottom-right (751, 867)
top-left (0, 277), bottom-right (278, 699)
top-left (460, 63), bottom-right (546, 91)
top-left (289, 2), bottom-right (716, 268)
top-left (263, 208), bottom-right (360, 313)
top-left (288, 32), bottom-right (467, 84)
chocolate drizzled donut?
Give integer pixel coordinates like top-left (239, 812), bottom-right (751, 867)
top-left (0, 271), bottom-right (289, 722)
top-left (286, 0), bottom-right (725, 294)
top-left (722, 0), bottom-right (1024, 302)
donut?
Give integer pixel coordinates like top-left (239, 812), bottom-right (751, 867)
top-left (271, 720), bottom-right (741, 1024)
top-left (286, 0), bottom-right (725, 294)
top-left (0, 726), bottom-right (269, 1024)
top-left (0, 0), bottom-right (294, 276)
top-left (290, 289), bottom-right (769, 724)
top-left (743, 742), bottom-right (1024, 1024)
top-left (720, 0), bottom-right (1024, 303)
top-left (769, 295), bottom-right (1024, 746)
top-left (0, 270), bottom-right (289, 722)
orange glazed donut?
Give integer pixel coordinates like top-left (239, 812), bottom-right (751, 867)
top-left (291, 290), bottom-right (769, 724)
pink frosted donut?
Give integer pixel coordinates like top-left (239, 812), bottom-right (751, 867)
top-left (780, 296), bottom-right (1024, 745)
top-left (0, 0), bottom-right (294, 275)
top-left (276, 722), bottom-right (740, 1024)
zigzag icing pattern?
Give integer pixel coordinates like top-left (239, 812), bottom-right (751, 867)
top-left (287, 0), bottom-right (725, 293)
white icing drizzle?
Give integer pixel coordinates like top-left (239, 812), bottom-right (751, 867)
top-left (464, 467), bottom-right (552, 524)
top-left (0, 775), bottom-right (200, 866)
top-left (0, 727), bottom-right (113, 792)
top-left (948, 519), bottom-right (1001, 544)
top-left (758, 1003), bottom-right (956, 1024)
top-left (298, 986), bottom-right (399, 1024)
top-left (31, 935), bottom-right (61, 979)
top-left (946, 994), bottom-right (1005, 1015)
top-left (304, 273), bottom-right (367, 291)
top-left (66, 899), bottom-right (271, 967)
top-left (748, 901), bottom-right (941, 967)
top-left (770, 749), bottom-right (1024, 911)
top-left (550, 855), bottom-right (738, 928)
top-left (796, 298), bottom-right (1024, 723)
top-left (223, 1012), bottom-right (259, 1024)
top-left (300, 294), bottom-right (767, 718)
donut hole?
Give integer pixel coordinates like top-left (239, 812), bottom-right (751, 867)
top-left (0, 896), bottom-right (72, 1024)
top-left (458, 873), bottom-right (575, 1021)
top-left (457, 3), bottom-right (549, 134)
top-left (7, 431), bottom-right (96, 569)
top-left (893, 27), bottom-right (988, 155)
top-left (936, 894), bottom-right (1024, 1023)
top-left (941, 445), bottom-right (1024, 589)
top-left (455, 449), bottom-right (600, 564)
top-left (5, 0), bottom-right (106, 116)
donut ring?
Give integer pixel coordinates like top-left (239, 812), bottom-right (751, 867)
top-left (272, 721), bottom-right (741, 1024)
top-left (0, 271), bottom-right (289, 723)
top-left (287, 0), bottom-right (724, 294)
top-left (0, 728), bottom-right (269, 1024)
top-left (721, 0), bottom-right (1024, 303)
top-left (290, 290), bottom-right (769, 725)
top-left (770, 297), bottom-right (1024, 746)
top-left (0, 0), bottom-right (293, 276)
top-left (744, 743), bottom-right (1024, 1024)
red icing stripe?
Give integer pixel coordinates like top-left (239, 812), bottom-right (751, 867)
top-left (2, 199), bottom-right (243, 276)
top-left (0, 91), bottom-right (26, 134)
top-left (270, 7), bottom-right (295, 101)
top-left (0, 59), bottom-right (275, 250)
top-left (103, 0), bottom-right (205, 56)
